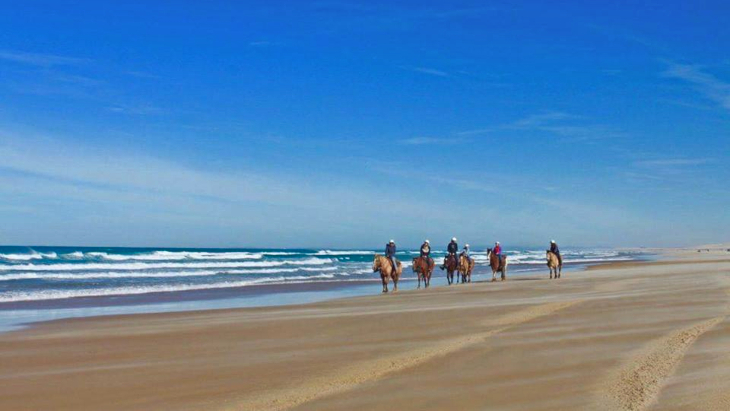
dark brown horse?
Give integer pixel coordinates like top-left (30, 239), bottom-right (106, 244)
top-left (373, 254), bottom-right (401, 293)
top-left (412, 256), bottom-right (435, 289)
top-left (486, 248), bottom-right (507, 281)
top-left (440, 254), bottom-right (459, 285)
top-left (458, 254), bottom-right (475, 283)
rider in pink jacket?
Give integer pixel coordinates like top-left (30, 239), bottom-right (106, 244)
top-left (493, 242), bottom-right (502, 257)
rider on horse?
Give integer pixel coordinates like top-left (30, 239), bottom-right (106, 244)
top-left (420, 239), bottom-right (433, 266)
top-left (550, 240), bottom-right (562, 266)
top-left (493, 241), bottom-right (504, 267)
top-left (460, 244), bottom-right (473, 267)
top-left (443, 237), bottom-right (458, 269)
top-left (385, 240), bottom-right (397, 272)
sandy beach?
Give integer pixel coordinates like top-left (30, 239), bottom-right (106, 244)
top-left (2, 246), bottom-right (730, 411)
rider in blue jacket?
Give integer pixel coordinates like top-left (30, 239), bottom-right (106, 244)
top-left (385, 240), bottom-right (397, 272)
top-left (550, 240), bottom-right (562, 266)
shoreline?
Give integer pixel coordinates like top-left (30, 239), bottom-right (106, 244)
top-left (2, 248), bottom-right (730, 410)
top-left (0, 257), bottom-right (643, 333)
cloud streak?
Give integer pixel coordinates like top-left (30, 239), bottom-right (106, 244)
top-left (0, 50), bottom-right (89, 67)
top-left (458, 111), bottom-right (626, 142)
top-left (662, 62), bottom-right (730, 111)
top-left (399, 136), bottom-right (460, 145)
top-left (399, 66), bottom-right (449, 77)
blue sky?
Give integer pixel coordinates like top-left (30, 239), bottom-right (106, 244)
top-left (0, 1), bottom-right (728, 248)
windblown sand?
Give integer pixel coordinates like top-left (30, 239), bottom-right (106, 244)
top-left (2, 248), bottom-right (730, 410)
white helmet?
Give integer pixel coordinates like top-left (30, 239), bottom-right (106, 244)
top-left (389, 239), bottom-right (395, 244)
top-left (425, 239), bottom-right (430, 244)
top-left (465, 244), bottom-right (470, 248)
top-left (496, 241), bottom-right (500, 245)
top-left (551, 240), bottom-right (556, 244)
top-left (452, 237), bottom-right (457, 242)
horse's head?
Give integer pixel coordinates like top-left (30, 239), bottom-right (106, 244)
top-left (487, 248), bottom-right (493, 256)
top-left (372, 255), bottom-right (381, 272)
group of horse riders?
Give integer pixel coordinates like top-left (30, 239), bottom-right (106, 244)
top-left (383, 238), bottom-right (563, 273)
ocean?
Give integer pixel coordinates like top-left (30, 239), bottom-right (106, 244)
top-left (0, 246), bottom-right (643, 330)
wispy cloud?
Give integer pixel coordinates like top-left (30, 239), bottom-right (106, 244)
top-left (458, 111), bottom-right (625, 142)
top-left (662, 62), bottom-right (730, 111)
top-left (399, 136), bottom-right (459, 145)
top-left (399, 66), bottom-right (449, 77)
top-left (623, 156), bottom-right (716, 185)
top-left (107, 104), bottom-right (164, 115)
top-left (508, 112), bottom-right (579, 128)
top-left (635, 158), bottom-right (714, 167)
top-left (0, 50), bottom-right (89, 67)
top-left (249, 41), bottom-right (281, 47)
top-left (125, 70), bottom-right (161, 80)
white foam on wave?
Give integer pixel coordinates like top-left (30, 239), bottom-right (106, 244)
top-left (0, 257), bottom-right (334, 272)
top-left (0, 273), bottom-right (356, 303)
top-left (0, 266), bottom-right (340, 281)
top-left (83, 251), bottom-right (264, 261)
top-left (315, 250), bottom-right (374, 256)
top-left (0, 252), bottom-right (57, 261)
top-left (62, 251), bottom-right (85, 259)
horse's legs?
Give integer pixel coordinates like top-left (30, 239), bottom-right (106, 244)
top-left (393, 276), bottom-right (398, 292)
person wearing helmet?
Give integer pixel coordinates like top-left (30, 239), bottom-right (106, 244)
top-left (493, 241), bottom-right (502, 258)
top-left (549, 240), bottom-right (562, 266)
top-left (420, 240), bottom-right (431, 258)
top-left (443, 237), bottom-right (458, 269)
top-left (460, 243), bottom-right (473, 266)
top-left (447, 237), bottom-right (458, 259)
top-left (420, 239), bottom-right (434, 270)
top-left (385, 240), bottom-right (397, 272)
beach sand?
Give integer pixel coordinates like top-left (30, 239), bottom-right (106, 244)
top-left (2, 246), bottom-right (730, 410)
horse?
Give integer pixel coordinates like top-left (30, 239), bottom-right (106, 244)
top-left (486, 248), bottom-right (507, 281)
top-left (440, 254), bottom-right (459, 285)
top-left (412, 256), bottom-right (435, 289)
top-left (373, 254), bottom-right (402, 293)
top-left (546, 251), bottom-right (562, 279)
top-left (458, 254), bottom-right (475, 283)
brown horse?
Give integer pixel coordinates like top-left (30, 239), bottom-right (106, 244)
top-left (440, 254), bottom-right (459, 285)
top-left (546, 251), bottom-right (562, 279)
top-left (412, 256), bottom-right (435, 289)
top-left (458, 255), bottom-right (475, 283)
top-left (373, 254), bottom-right (401, 293)
top-left (486, 248), bottom-right (507, 281)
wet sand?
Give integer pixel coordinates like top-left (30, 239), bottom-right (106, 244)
top-left (2, 247), bottom-right (730, 410)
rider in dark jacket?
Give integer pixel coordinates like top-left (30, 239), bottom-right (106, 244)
top-left (445, 237), bottom-right (458, 268)
top-left (385, 240), bottom-right (397, 272)
top-left (447, 238), bottom-right (458, 256)
top-left (550, 240), bottom-right (562, 266)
